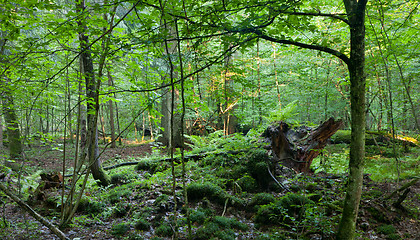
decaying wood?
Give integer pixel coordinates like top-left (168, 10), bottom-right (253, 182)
top-left (331, 130), bottom-right (419, 147)
top-left (262, 117), bottom-right (343, 173)
top-left (385, 177), bottom-right (419, 208)
top-left (0, 183), bottom-right (70, 240)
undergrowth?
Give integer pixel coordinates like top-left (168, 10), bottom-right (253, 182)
top-left (1, 130), bottom-right (418, 240)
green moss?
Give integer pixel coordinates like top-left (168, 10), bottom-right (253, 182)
top-left (386, 234), bottom-right (401, 240)
top-left (155, 222), bottom-right (173, 237)
top-left (254, 193), bottom-right (314, 227)
top-left (190, 208), bottom-right (208, 225)
top-left (111, 222), bottom-right (130, 236)
top-left (113, 202), bottom-right (131, 217)
top-left (377, 224), bottom-right (396, 235)
top-left (136, 159), bottom-right (170, 174)
top-left (187, 182), bottom-right (227, 205)
top-left (77, 198), bottom-right (105, 214)
top-left (128, 233), bottom-right (145, 240)
top-left (195, 222), bottom-right (220, 239)
top-left (249, 193), bottom-right (276, 210)
top-left (213, 228), bottom-right (236, 240)
top-left (108, 187), bottom-right (132, 204)
top-left (367, 206), bottom-right (390, 223)
top-left (111, 172), bottom-right (136, 184)
top-left (134, 218), bottom-right (150, 231)
top-left (236, 175), bottom-right (258, 192)
top-left (213, 216), bottom-right (248, 231)
top-left (246, 149), bottom-right (273, 188)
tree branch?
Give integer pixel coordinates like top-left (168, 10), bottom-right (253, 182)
top-left (256, 33), bottom-right (350, 65)
top-left (0, 183), bottom-right (70, 240)
top-left (282, 11), bottom-right (349, 25)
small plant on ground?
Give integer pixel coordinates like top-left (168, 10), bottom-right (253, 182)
top-left (111, 222), bottom-right (130, 237)
top-left (254, 193), bottom-right (314, 227)
top-left (154, 221), bottom-right (173, 237)
top-left (134, 218), bottom-right (150, 231)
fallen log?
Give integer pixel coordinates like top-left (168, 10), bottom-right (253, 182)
top-left (0, 183), bottom-right (70, 240)
top-left (331, 130), bottom-right (419, 147)
top-left (262, 117), bottom-right (343, 173)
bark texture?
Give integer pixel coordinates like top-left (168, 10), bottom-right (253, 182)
top-left (76, 0), bottom-right (110, 186)
top-left (336, 1), bottom-right (368, 239)
top-left (262, 117), bottom-right (343, 173)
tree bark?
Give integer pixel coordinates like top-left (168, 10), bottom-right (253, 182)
top-left (108, 70), bottom-right (116, 148)
top-left (1, 86), bottom-right (23, 161)
top-left (76, 0), bottom-right (110, 186)
top-left (159, 20), bottom-right (183, 148)
top-left (336, 1), bottom-right (368, 239)
top-left (263, 118), bottom-right (343, 173)
top-left (0, 37), bottom-right (23, 165)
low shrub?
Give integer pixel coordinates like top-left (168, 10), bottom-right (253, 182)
top-left (187, 182), bottom-right (227, 205)
top-left (248, 192), bottom-right (276, 209)
top-left (134, 218), bottom-right (150, 231)
top-left (77, 198), bottom-right (105, 214)
top-left (247, 149), bottom-right (273, 188)
top-left (236, 175), bottom-right (258, 193)
top-left (154, 222), bottom-right (173, 237)
top-left (254, 193), bottom-right (314, 226)
top-left (111, 222), bottom-right (130, 236)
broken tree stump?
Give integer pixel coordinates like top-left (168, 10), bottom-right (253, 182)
top-left (262, 117), bottom-right (343, 173)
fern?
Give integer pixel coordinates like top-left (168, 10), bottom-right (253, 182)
top-left (264, 100), bottom-right (298, 123)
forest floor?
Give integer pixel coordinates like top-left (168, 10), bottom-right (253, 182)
top-left (0, 140), bottom-right (419, 240)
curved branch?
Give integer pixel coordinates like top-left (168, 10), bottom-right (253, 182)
top-left (282, 11), bottom-right (349, 25)
top-left (257, 33), bottom-right (350, 65)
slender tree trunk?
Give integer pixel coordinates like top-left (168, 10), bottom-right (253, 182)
top-left (159, 20), bottom-right (182, 148)
top-left (2, 87), bottom-right (23, 161)
top-left (0, 113), bottom-right (3, 147)
top-left (76, 0), bottom-right (110, 186)
top-left (107, 70), bottom-right (116, 148)
top-left (337, 1), bottom-right (368, 239)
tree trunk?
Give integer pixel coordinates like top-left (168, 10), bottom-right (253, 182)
top-left (0, 113), bottom-right (3, 146)
top-left (76, 0), bottom-right (110, 186)
top-left (159, 21), bottom-right (183, 148)
top-left (107, 70), bottom-right (116, 148)
top-left (0, 37), bottom-right (23, 164)
top-left (2, 87), bottom-right (23, 161)
top-left (263, 118), bottom-right (343, 173)
top-left (336, 1), bottom-right (368, 239)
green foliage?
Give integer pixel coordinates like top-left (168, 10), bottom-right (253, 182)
top-left (377, 224), bottom-right (396, 235)
top-left (213, 216), bottom-right (248, 231)
top-left (113, 202), bottom-right (131, 217)
top-left (77, 198), bottom-right (105, 215)
top-left (154, 222), bottom-right (173, 237)
top-left (189, 208), bottom-right (208, 225)
top-left (134, 218), bottom-right (151, 231)
top-left (187, 182), bottom-right (245, 207)
top-left (263, 100), bottom-right (299, 123)
top-left (254, 193), bottom-right (314, 227)
top-left (111, 222), bottom-right (130, 237)
top-left (185, 130), bottom-right (262, 156)
top-left (246, 149), bottom-right (273, 188)
top-left (194, 216), bottom-right (248, 240)
top-left (187, 182), bottom-right (228, 205)
top-left (135, 159), bottom-right (170, 174)
top-left (249, 193), bottom-right (276, 209)
top-left (107, 187), bottom-right (133, 204)
top-left (110, 172), bottom-right (137, 185)
top-left (236, 175), bottom-right (258, 193)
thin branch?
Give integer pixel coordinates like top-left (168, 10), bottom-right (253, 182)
top-left (256, 33), bottom-right (350, 65)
